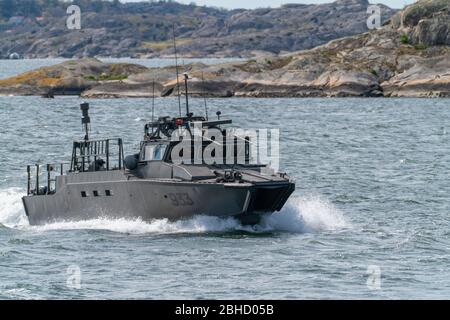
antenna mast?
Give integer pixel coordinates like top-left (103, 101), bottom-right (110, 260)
top-left (183, 73), bottom-right (190, 117)
top-left (151, 79), bottom-right (155, 133)
top-left (172, 24), bottom-right (182, 117)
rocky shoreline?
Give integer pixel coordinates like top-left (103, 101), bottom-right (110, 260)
top-left (0, 0), bottom-right (449, 99)
top-left (0, 0), bottom-right (396, 59)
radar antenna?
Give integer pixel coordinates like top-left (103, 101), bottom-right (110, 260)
top-left (80, 102), bottom-right (90, 141)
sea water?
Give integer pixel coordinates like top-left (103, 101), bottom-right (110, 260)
top-left (1, 59), bottom-right (450, 299)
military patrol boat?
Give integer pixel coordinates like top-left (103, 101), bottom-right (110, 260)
top-left (22, 79), bottom-right (295, 226)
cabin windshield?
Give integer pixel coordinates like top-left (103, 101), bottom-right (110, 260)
top-left (167, 139), bottom-right (252, 165)
top-left (142, 144), bottom-right (167, 161)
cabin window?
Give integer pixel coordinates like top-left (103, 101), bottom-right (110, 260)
top-left (105, 190), bottom-right (112, 196)
top-left (143, 144), bottom-right (167, 161)
top-left (81, 191), bottom-right (87, 198)
top-left (93, 190), bottom-right (99, 197)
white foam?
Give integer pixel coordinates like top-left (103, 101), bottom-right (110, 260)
top-left (0, 188), bottom-right (348, 234)
top-left (260, 195), bottom-right (349, 233)
top-left (25, 215), bottom-right (246, 234)
top-left (0, 188), bottom-right (29, 228)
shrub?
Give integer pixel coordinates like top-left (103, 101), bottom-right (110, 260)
top-left (84, 74), bottom-right (128, 81)
top-left (413, 43), bottom-right (428, 50)
top-left (400, 35), bottom-right (409, 44)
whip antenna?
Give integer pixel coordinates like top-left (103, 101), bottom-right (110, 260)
top-left (172, 24), bottom-right (182, 117)
top-left (202, 72), bottom-right (209, 120)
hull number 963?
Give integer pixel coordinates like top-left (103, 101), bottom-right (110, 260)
top-left (168, 193), bottom-right (194, 206)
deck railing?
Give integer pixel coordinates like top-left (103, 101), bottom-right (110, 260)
top-left (70, 138), bottom-right (124, 173)
top-left (26, 138), bottom-right (124, 196)
top-left (27, 162), bottom-right (69, 196)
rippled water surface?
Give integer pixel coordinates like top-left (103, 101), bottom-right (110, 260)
top-left (1, 60), bottom-right (450, 299)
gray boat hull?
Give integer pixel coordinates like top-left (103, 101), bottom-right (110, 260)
top-left (23, 170), bottom-right (294, 226)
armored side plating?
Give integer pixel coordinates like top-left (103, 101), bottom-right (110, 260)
top-left (23, 100), bottom-right (295, 226)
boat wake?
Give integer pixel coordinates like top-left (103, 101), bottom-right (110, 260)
top-left (0, 188), bottom-right (349, 234)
